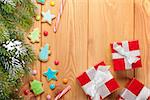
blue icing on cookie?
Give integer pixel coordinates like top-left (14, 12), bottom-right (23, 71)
top-left (37, 0), bottom-right (45, 4)
top-left (43, 68), bottom-right (58, 81)
top-left (39, 44), bottom-right (50, 62)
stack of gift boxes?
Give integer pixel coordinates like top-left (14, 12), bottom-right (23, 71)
top-left (77, 40), bottom-right (150, 100)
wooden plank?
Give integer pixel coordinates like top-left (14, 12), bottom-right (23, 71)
top-left (31, 3), bottom-right (42, 100)
top-left (40, 0), bottom-right (59, 99)
top-left (21, 1), bottom-right (42, 100)
top-left (88, 0), bottom-right (134, 99)
top-left (41, 0), bottom-right (88, 99)
top-left (134, 0), bottom-right (150, 86)
top-left (40, 0), bottom-right (55, 98)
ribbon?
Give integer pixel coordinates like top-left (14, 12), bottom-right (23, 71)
top-left (113, 42), bottom-right (140, 65)
top-left (84, 66), bottom-right (110, 100)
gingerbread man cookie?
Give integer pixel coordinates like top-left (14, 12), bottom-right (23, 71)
top-left (39, 44), bottom-right (51, 62)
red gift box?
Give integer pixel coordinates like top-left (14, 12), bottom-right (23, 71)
top-left (77, 61), bottom-right (119, 100)
top-left (110, 40), bottom-right (142, 71)
top-left (119, 78), bottom-right (150, 100)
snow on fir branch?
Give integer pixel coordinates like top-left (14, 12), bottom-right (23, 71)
top-left (0, 0), bottom-right (35, 98)
top-left (0, 0), bottom-right (15, 6)
top-left (3, 40), bottom-right (27, 57)
top-left (1, 40), bottom-right (28, 76)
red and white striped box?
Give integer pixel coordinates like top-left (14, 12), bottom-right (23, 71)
top-left (119, 78), bottom-right (150, 100)
top-left (77, 61), bottom-right (119, 100)
top-left (110, 40), bottom-right (142, 71)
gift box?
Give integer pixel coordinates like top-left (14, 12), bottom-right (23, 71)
top-left (110, 40), bottom-right (142, 71)
top-left (77, 61), bottom-right (119, 100)
top-left (119, 78), bottom-right (150, 100)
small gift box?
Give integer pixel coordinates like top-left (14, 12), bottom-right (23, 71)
top-left (119, 78), bottom-right (150, 100)
top-left (77, 61), bottom-right (119, 100)
top-left (110, 40), bottom-right (142, 71)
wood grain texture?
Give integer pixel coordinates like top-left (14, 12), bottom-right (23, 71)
top-left (21, 1), bottom-right (41, 100)
top-left (24, 0), bottom-right (150, 99)
top-left (88, 0), bottom-right (134, 99)
top-left (134, 0), bottom-right (150, 86)
top-left (40, 0), bottom-right (88, 99)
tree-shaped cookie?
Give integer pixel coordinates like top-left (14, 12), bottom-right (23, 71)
top-left (30, 80), bottom-right (44, 96)
top-left (28, 28), bottom-right (40, 43)
top-left (39, 44), bottom-right (51, 62)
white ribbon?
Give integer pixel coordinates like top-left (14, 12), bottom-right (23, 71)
top-left (84, 66), bottom-right (110, 100)
top-left (113, 42), bottom-right (140, 65)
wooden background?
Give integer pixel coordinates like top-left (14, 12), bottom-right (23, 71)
top-left (23, 0), bottom-right (150, 99)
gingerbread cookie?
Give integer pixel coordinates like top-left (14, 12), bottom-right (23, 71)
top-left (37, 0), bottom-right (45, 4)
top-left (43, 68), bottom-right (58, 81)
top-left (28, 28), bottom-right (40, 43)
top-left (30, 80), bottom-right (44, 96)
top-left (42, 10), bottom-right (55, 25)
top-left (39, 44), bottom-right (51, 62)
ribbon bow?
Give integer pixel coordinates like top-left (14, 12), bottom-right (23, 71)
top-left (113, 42), bottom-right (140, 64)
top-left (84, 66), bottom-right (110, 100)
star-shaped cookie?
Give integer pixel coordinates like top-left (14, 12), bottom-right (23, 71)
top-left (43, 68), bottom-right (58, 81)
top-left (42, 10), bottom-right (55, 25)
